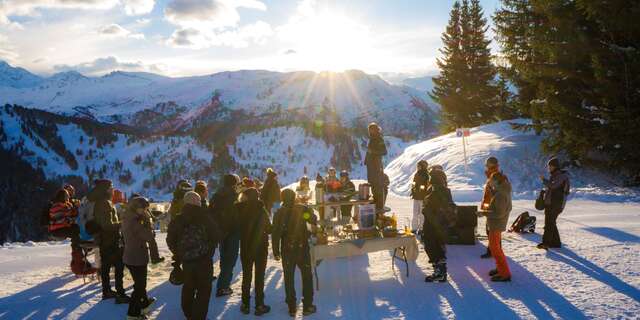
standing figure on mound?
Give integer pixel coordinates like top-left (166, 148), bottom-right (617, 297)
top-left (210, 174), bottom-right (241, 297)
top-left (422, 169), bottom-right (456, 283)
top-left (121, 196), bottom-right (157, 320)
top-left (237, 188), bottom-right (272, 316)
top-left (260, 168), bottom-right (281, 216)
top-left (89, 179), bottom-right (130, 304)
top-left (481, 171), bottom-right (513, 282)
top-left (410, 160), bottom-right (430, 234)
top-left (364, 122), bottom-right (387, 213)
top-left (273, 189), bottom-right (317, 316)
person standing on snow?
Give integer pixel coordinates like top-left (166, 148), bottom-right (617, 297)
top-left (480, 171), bottom-right (513, 282)
top-left (272, 189), bottom-right (317, 316)
top-left (410, 160), bottom-right (430, 233)
top-left (167, 191), bottom-right (221, 320)
top-left (210, 174), bottom-right (241, 297)
top-left (168, 180), bottom-right (193, 221)
top-left (365, 123), bottom-right (388, 213)
top-left (121, 196), bottom-right (157, 319)
top-left (422, 169), bottom-right (455, 282)
top-left (237, 188), bottom-right (272, 316)
top-left (479, 157), bottom-right (501, 259)
top-left (260, 168), bottom-right (281, 216)
top-left (89, 179), bottom-right (130, 304)
top-left (538, 158), bottom-right (570, 250)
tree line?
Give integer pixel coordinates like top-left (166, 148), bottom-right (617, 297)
top-left (432, 0), bottom-right (640, 179)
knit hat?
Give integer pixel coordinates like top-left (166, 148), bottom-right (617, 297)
top-left (485, 156), bottom-right (499, 167)
top-left (548, 158), bottom-right (561, 169)
top-left (183, 191), bottom-right (201, 207)
top-left (340, 170), bottom-right (349, 177)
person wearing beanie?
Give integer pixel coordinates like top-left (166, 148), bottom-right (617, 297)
top-left (365, 122), bottom-right (388, 213)
top-left (237, 187), bottom-right (272, 316)
top-left (479, 156), bottom-right (501, 259)
top-left (88, 179), bottom-right (130, 303)
top-left (210, 173), bottom-right (242, 297)
top-left (260, 168), bottom-right (281, 216)
top-left (122, 196), bottom-right (157, 319)
top-left (410, 160), bottom-right (430, 233)
top-left (272, 189), bottom-right (317, 316)
top-left (168, 191), bottom-right (222, 320)
top-left (169, 180), bottom-right (193, 221)
top-left (479, 171), bottom-right (513, 282)
top-left (538, 158), bottom-right (571, 249)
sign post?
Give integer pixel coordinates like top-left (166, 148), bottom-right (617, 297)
top-left (457, 128), bottom-right (471, 173)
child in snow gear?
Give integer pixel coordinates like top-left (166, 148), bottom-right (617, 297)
top-left (480, 171), bottom-right (513, 282)
top-left (422, 169), bottom-right (455, 282)
top-left (237, 188), bottom-right (272, 316)
top-left (167, 191), bottom-right (222, 320)
top-left (273, 189), bottom-right (317, 316)
top-left (410, 160), bottom-right (430, 232)
top-left (210, 174), bottom-right (241, 297)
top-left (338, 171), bottom-right (356, 218)
top-left (365, 123), bottom-right (388, 213)
top-left (509, 211), bottom-right (536, 233)
top-left (89, 179), bottom-right (130, 303)
top-left (260, 168), bottom-right (281, 215)
top-left (538, 158), bottom-right (570, 249)
top-left (122, 196), bottom-right (157, 319)
top-left (479, 157), bottom-right (501, 259)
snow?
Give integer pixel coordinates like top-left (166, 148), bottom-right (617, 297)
top-left (0, 195), bottom-right (638, 319)
top-left (386, 119), bottom-right (640, 202)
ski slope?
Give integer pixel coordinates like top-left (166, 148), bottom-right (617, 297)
top-left (1, 194), bottom-right (638, 319)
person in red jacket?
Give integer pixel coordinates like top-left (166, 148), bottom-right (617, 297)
top-left (49, 188), bottom-right (96, 275)
top-left (479, 157), bottom-right (501, 259)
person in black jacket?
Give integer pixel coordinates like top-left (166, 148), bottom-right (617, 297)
top-left (272, 189), bottom-right (317, 317)
top-left (365, 123), bottom-right (387, 213)
top-left (209, 174), bottom-right (241, 297)
top-left (338, 171), bottom-right (356, 218)
top-left (260, 168), bottom-right (281, 216)
top-left (422, 169), bottom-right (455, 283)
top-left (410, 160), bottom-right (430, 232)
top-left (237, 188), bottom-right (272, 316)
top-left (167, 191), bottom-right (221, 320)
top-left (538, 158), bottom-right (571, 250)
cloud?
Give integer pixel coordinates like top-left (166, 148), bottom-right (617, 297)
top-left (122, 0), bottom-right (155, 15)
top-left (98, 23), bottom-right (145, 39)
top-left (53, 56), bottom-right (166, 76)
top-left (164, 0), bottom-right (266, 29)
top-left (0, 0), bottom-right (119, 25)
top-left (0, 34), bottom-right (19, 62)
top-left (167, 20), bottom-right (272, 49)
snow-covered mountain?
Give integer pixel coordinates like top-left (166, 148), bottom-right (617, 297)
top-left (0, 61), bottom-right (43, 88)
top-left (386, 120), bottom-right (640, 202)
top-left (0, 61), bottom-right (438, 138)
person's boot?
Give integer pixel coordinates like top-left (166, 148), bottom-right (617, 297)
top-left (489, 269), bottom-right (498, 277)
top-left (115, 292), bottom-right (131, 304)
top-left (216, 287), bottom-right (233, 297)
top-left (491, 274), bottom-right (511, 282)
top-left (240, 303), bottom-right (250, 315)
top-left (425, 261), bottom-right (447, 283)
top-left (536, 243), bottom-right (549, 250)
top-left (302, 305), bottom-right (317, 316)
top-left (102, 290), bottom-right (117, 300)
top-left (254, 304), bottom-right (271, 316)
top-left (142, 297), bottom-right (156, 314)
top-left (150, 256), bottom-right (165, 264)
top-left (288, 304), bottom-right (297, 317)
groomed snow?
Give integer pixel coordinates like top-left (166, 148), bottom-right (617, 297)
top-left (1, 194), bottom-right (638, 319)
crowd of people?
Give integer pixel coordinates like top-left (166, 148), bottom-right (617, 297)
top-left (41, 121), bottom-right (571, 319)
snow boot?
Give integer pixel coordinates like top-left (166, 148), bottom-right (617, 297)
top-left (425, 261), bottom-right (447, 283)
top-left (102, 290), bottom-right (117, 300)
top-left (142, 297), bottom-right (156, 314)
top-left (254, 304), bottom-right (271, 316)
top-left (115, 292), bottom-right (131, 304)
top-left (216, 287), bottom-right (233, 297)
top-left (489, 269), bottom-right (498, 277)
top-left (491, 275), bottom-right (511, 282)
top-left (288, 305), bottom-right (297, 317)
top-left (536, 243), bottom-right (549, 250)
top-left (240, 303), bottom-right (250, 315)
top-left (302, 305), bottom-right (317, 316)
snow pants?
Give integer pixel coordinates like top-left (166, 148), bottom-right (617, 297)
top-left (367, 159), bottom-right (385, 212)
top-left (423, 214), bottom-right (447, 263)
top-left (489, 231), bottom-right (511, 278)
top-left (50, 224), bottom-right (80, 250)
top-left (126, 264), bottom-right (149, 317)
top-left (217, 232), bottom-right (240, 290)
top-left (543, 208), bottom-right (562, 247)
top-left (282, 245), bottom-right (314, 308)
top-left (99, 243), bottom-right (125, 295)
top-left (240, 247), bottom-right (268, 306)
top-left (182, 258), bottom-right (213, 320)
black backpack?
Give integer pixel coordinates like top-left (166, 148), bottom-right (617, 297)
top-left (178, 223), bottom-right (211, 262)
top-left (509, 211), bottom-right (536, 233)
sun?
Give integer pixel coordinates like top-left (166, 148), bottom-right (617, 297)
top-left (277, 6), bottom-right (374, 72)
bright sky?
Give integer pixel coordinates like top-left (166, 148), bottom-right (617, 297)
top-left (0, 0), bottom-right (501, 77)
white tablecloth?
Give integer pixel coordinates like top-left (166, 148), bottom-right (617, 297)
top-left (310, 235), bottom-right (419, 266)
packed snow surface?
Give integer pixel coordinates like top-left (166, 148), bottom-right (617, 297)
top-left (1, 193), bottom-right (638, 319)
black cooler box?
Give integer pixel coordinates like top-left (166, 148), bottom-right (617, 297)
top-left (447, 205), bottom-right (478, 245)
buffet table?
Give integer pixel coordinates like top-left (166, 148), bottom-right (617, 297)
top-left (309, 234), bottom-right (419, 290)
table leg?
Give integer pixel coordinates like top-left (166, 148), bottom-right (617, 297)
top-left (391, 247), bottom-right (409, 277)
top-left (314, 265), bottom-right (319, 291)
top-left (391, 248), bottom-right (397, 271)
top-left (402, 247), bottom-right (409, 277)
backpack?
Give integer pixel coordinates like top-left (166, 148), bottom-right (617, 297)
top-left (76, 197), bottom-right (97, 240)
top-left (509, 211), bottom-right (536, 233)
top-left (40, 201), bottom-right (53, 228)
top-left (178, 223), bottom-right (211, 262)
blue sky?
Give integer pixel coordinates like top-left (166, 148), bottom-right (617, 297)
top-left (0, 0), bottom-right (500, 77)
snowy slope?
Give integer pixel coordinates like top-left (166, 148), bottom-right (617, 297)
top-left (1, 196), bottom-right (638, 319)
top-left (0, 61), bottom-right (43, 88)
top-left (386, 120), bottom-right (640, 201)
top-left (0, 61), bottom-right (436, 136)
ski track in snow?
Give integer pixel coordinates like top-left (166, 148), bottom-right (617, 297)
top-left (0, 194), bottom-right (638, 320)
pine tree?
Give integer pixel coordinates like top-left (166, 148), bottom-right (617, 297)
top-left (431, 0), bottom-right (502, 131)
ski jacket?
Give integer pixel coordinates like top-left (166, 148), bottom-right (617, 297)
top-left (486, 172), bottom-right (513, 232)
top-left (48, 201), bottom-right (78, 232)
top-left (260, 177), bottom-right (281, 209)
top-left (411, 169), bottom-right (430, 200)
top-left (543, 169), bottom-right (570, 212)
top-left (272, 202), bottom-right (317, 257)
top-left (237, 199), bottom-right (272, 259)
top-left (87, 184), bottom-right (120, 247)
top-left (167, 204), bottom-right (221, 262)
top-left (210, 186), bottom-right (240, 235)
top-left (121, 207), bottom-right (155, 266)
